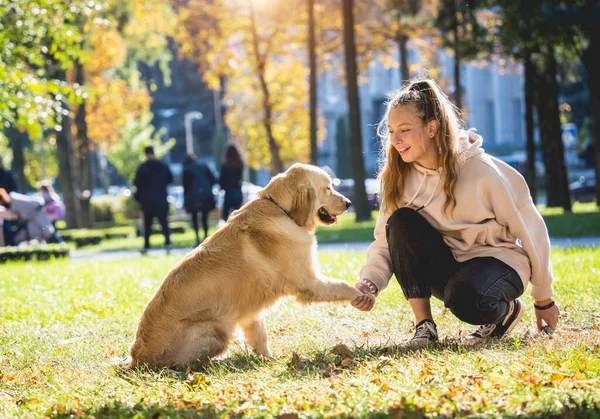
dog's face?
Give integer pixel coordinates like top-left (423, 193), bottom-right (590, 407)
top-left (259, 163), bottom-right (351, 229)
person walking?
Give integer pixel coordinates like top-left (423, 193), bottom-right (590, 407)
top-left (219, 144), bottom-right (244, 222)
top-left (0, 156), bottom-right (19, 246)
top-left (182, 153), bottom-right (217, 246)
top-left (351, 76), bottom-right (559, 346)
top-left (133, 146), bottom-right (173, 254)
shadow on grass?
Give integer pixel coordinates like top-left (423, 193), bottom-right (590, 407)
top-left (544, 211), bottom-right (600, 237)
top-left (114, 350), bottom-right (271, 384)
top-left (44, 398), bottom-right (600, 419)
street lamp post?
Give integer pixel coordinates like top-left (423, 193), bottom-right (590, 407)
top-left (184, 111), bottom-right (203, 155)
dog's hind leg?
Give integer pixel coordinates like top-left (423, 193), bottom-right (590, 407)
top-left (162, 322), bottom-right (233, 367)
top-left (241, 316), bottom-right (272, 358)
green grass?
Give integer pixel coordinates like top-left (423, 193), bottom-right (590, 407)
top-left (1, 248), bottom-right (599, 418)
top-left (81, 202), bottom-right (600, 252)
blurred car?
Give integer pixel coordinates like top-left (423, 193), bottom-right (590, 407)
top-left (334, 177), bottom-right (380, 210)
top-left (569, 175), bottom-right (596, 203)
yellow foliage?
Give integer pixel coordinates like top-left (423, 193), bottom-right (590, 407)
top-left (86, 77), bottom-right (152, 150)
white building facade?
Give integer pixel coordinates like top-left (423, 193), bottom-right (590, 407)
top-left (317, 56), bottom-right (526, 178)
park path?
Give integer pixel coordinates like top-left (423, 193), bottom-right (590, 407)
top-left (70, 236), bottom-right (600, 262)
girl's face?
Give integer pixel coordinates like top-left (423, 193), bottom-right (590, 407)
top-left (387, 104), bottom-right (439, 169)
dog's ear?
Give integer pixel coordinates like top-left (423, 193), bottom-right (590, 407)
top-left (291, 182), bottom-right (317, 227)
top-left (257, 173), bottom-right (287, 201)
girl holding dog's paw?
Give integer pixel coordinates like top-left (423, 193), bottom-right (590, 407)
top-left (350, 75), bottom-right (559, 346)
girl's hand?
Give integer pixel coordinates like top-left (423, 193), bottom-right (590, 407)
top-left (534, 300), bottom-right (560, 333)
top-left (351, 280), bottom-right (376, 312)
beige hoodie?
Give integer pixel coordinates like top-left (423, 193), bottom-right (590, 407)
top-left (360, 130), bottom-right (554, 300)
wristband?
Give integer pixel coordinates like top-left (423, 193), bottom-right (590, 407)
top-left (360, 279), bottom-right (378, 296)
top-left (534, 300), bottom-right (555, 311)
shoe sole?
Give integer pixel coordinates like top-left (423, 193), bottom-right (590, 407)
top-left (502, 299), bottom-right (525, 337)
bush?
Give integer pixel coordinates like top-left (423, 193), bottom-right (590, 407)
top-left (59, 229), bottom-right (104, 248)
top-left (0, 243), bottom-right (71, 263)
top-left (122, 195), bottom-right (141, 221)
top-left (91, 196), bottom-right (118, 223)
top-left (135, 220), bottom-right (187, 236)
top-left (103, 226), bottom-right (135, 240)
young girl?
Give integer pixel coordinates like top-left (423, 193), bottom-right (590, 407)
top-left (351, 77), bottom-right (559, 345)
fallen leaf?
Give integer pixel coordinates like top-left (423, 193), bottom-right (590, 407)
top-left (330, 344), bottom-right (353, 358)
top-left (186, 372), bottom-right (211, 388)
top-left (340, 359), bottom-right (355, 367)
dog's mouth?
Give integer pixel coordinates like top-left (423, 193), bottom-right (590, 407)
top-left (318, 206), bottom-right (337, 225)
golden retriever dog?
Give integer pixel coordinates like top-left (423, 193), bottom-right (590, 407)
top-left (129, 163), bottom-right (369, 368)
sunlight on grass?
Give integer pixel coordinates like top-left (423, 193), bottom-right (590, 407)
top-left (1, 248), bottom-right (599, 417)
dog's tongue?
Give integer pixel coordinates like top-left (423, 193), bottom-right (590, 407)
top-left (333, 215), bottom-right (338, 224)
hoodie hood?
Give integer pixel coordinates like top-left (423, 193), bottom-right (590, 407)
top-left (405, 129), bottom-right (484, 209)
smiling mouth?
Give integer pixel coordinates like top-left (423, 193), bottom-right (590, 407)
top-left (318, 207), bottom-right (338, 225)
top-left (397, 146), bottom-right (410, 154)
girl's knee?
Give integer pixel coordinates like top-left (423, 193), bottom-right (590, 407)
top-left (386, 208), bottom-right (421, 233)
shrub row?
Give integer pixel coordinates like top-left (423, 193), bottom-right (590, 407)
top-left (57, 221), bottom-right (188, 248)
top-left (0, 243), bottom-right (71, 263)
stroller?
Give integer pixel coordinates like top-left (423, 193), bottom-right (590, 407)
top-left (0, 190), bottom-right (58, 245)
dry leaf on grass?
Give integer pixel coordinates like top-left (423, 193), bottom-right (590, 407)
top-left (329, 343), bottom-right (353, 358)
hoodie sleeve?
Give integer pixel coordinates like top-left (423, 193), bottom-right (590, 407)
top-left (484, 160), bottom-right (555, 300)
top-left (359, 211), bottom-right (394, 293)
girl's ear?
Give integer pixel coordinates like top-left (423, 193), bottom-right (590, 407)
top-left (427, 119), bottom-right (439, 138)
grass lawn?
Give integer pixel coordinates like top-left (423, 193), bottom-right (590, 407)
top-left (74, 202), bottom-right (600, 252)
top-left (1, 247), bottom-right (599, 418)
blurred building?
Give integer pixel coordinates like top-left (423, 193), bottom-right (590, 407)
top-left (317, 56), bottom-right (527, 178)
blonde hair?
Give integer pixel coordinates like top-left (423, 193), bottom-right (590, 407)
top-left (377, 77), bottom-right (464, 216)
top-left (36, 180), bottom-right (59, 201)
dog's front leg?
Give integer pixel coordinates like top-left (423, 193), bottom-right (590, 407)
top-left (295, 275), bottom-right (366, 304)
top-left (241, 317), bottom-right (272, 358)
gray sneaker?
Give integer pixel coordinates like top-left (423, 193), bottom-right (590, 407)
top-left (409, 319), bottom-right (438, 346)
top-left (467, 299), bottom-right (524, 340)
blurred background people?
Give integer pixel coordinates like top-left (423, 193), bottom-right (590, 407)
top-left (37, 180), bottom-right (66, 233)
top-left (134, 146), bottom-right (174, 254)
top-left (0, 156), bottom-right (19, 246)
top-left (183, 153), bottom-right (218, 246)
top-left (219, 144), bottom-right (244, 222)
top-left (0, 188), bottom-right (62, 244)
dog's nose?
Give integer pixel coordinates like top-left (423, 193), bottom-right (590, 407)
top-left (345, 199), bottom-right (352, 210)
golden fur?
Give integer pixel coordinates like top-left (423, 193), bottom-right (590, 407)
top-left (129, 163), bottom-right (365, 368)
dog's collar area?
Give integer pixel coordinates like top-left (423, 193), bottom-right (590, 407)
top-left (263, 196), bottom-right (293, 219)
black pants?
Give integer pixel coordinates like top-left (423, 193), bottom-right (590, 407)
top-left (190, 209), bottom-right (209, 244)
top-left (222, 188), bottom-right (243, 221)
top-left (386, 208), bottom-right (524, 325)
top-left (142, 208), bottom-right (171, 250)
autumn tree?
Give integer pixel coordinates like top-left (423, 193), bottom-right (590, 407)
top-left (176, 0), bottom-right (330, 174)
top-left (484, 0), bottom-right (575, 210)
top-left (435, 0), bottom-right (490, 110)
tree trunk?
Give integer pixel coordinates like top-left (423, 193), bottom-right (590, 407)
top-left (308, 0), bottom-right (318, 166)
top-left (581, 6), bottom-right (600, 205)
top-left (532, 48), bottom-right (571, 211)
top-left (398, 35), bottom-right (410, 85)
top-left (248, 0), bottom-right (284, 174)
top-left (53, 69), bottom-right (82, 228)
top-left (6, 126), bottom-right (28, 192)
top-left (75, 61), bottom-right (94, 228)
top-left (452, 1), bottom-right (462, 111)
top-left (342, 0), bottom-right (371, 221)
top-left (523, 50), bottom-right (537, 203)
